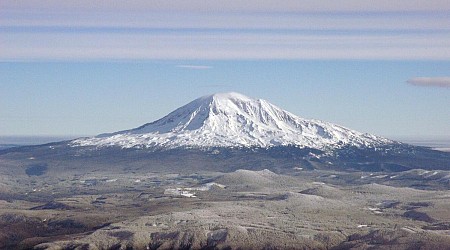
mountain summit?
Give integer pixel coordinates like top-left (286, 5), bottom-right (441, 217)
top-left (73, 92), bottom-right (392, 149)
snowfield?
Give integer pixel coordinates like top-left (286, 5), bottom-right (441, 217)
top-left (72, 92), bottom-right (393, 150)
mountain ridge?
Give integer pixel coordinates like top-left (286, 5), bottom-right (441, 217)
top-left (72, 92), bottom-right (393, 150)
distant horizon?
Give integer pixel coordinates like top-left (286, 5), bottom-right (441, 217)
top-left (1, 131), bottom-right (450, 141)
top-left (2, 134), bottom-right (450, 148)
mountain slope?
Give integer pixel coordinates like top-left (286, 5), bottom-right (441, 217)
top-left (72, 92), bottom-right (392, 150)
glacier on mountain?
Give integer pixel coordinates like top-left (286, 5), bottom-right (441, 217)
top-left (72, 92), bottom-right (393, 150)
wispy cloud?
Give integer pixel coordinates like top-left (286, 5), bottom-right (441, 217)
top-left (199, 84), bottom-right (230, 88)
top-left (176, 65), bottom-right (212, 70)
top-left (3, 1), bottom-right (450, 12)
top-left (2, 32), bottom-right (449, 60)
top-left (407, 77), bottom-right (450, 88)
top-left (1, 1), bottom-right (450, 61)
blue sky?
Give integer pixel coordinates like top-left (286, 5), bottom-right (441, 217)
top-left (1, 1), bottom-right (449, 138)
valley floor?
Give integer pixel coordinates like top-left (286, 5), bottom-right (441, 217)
top-left (0, 167), bottom-right (449, 249)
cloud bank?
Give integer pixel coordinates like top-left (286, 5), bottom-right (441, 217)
top-left (1, 1), bottom-right (450, 61)
top-left (407, 77), bottom-right (450, 88)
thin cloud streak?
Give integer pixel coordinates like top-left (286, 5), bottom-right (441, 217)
top-left (1, 32), bottom-right (449, 60)
top-left (407, 77), bottom-right (450, 88)
top-left (3, 0), bottom-right (450, 12)
top-left (176, 65), bottom-right (212, 69)
top-left (3, 11), bottom-right (450, 31)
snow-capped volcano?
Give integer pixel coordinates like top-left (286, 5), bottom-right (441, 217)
top-left (73, 92), bottom-right (392, 149)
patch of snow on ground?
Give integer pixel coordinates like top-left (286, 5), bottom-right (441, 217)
top-left (164, 188), bottom-right (197, 198)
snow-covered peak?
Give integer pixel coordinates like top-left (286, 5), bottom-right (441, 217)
top-left (73, 92), bottom-right (393, 149)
